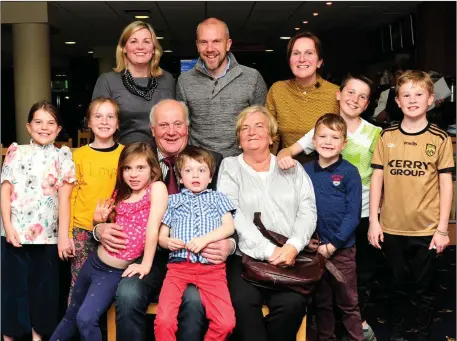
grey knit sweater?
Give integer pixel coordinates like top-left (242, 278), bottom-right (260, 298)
top-left (176, 53), bottom-right (267, 158)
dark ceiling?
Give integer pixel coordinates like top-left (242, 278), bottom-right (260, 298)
top-left (1, 1), bottom-right (422, 67)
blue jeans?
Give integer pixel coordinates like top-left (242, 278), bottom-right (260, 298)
top-left (50, 251), bottom-right (123, 341)
top-left (115, 250), bottom-right (206, 341)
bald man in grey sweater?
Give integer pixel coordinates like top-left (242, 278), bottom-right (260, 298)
top-left (177, 18), bottom-right (267, 158)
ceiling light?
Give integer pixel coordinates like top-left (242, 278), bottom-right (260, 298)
top-left (326, 2), bottom-right (332, 5)
top-left (265, 49), bottom-right (274, 52)
top-left (280, 37), bottom-right (291, 40)
top-left (135, 15), bottom-right (149, 19)
top-left (156, 37), bottom-right (164, 40)
top-left (313, 12), bottom-right (319, 16)
top-left (88, 51), bottom-right (94, 54)
top-left (65, 96), bottom-right (70, 99)
top-left (252, 62), bottom-right (257, 65)
top-left (65, 41), bottom-right (76, 45)
top-left (295, 27), bottom-right (300, 31)
top-left (163, 50), bottom-right (172, 53)
top-left (303, 21), bottom-right (309, 24)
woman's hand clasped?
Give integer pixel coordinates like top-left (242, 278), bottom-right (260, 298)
top-left (268, 244), bottom-right (298, 267)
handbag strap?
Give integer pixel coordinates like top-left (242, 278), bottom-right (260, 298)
top-left (253, 212), bottom-right (283, 247)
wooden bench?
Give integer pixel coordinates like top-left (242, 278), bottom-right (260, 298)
top-left (107, 303), bottom-right (307, 341)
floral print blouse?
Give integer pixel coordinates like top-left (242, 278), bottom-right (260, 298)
top-left (1, 141), bottom-right (76, 244)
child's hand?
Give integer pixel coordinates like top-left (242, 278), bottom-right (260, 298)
top-left (317, 244), bottom-right (334, 259)
top-left (5, 227), bottom-right (22, 247)
top-left (93, 198), bottom-right (115, 223)
top-left (429, 230), bottom-right (450, 254)
top-left (58, 235), bottom-right (75, 260)
top-left (368, 220), bottom-right (384, 249)
top-left (186, 236), bottom-right (209, 254)
top-left (277, 148), bottom-right (296, 170)
top-left (122, 263), bottom-right (151, 279)
top-left (168, 238), bottom-right (185, 251)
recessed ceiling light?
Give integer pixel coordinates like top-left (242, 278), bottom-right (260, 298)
top-left (326, 2), bottom-right (332, 5)
top-left (313, 12), bottom-right (319, 16)
top-left (88, 51), bottom-right (94, 54)
top-left (65, 41), bottom-right (76, 45)
top-left (265, 49), bottom-right (274, 52)
top-left (163, 50), bottom-right (172, 53)
top-left (280, 36), bottom-right (291, 40)
top-left (156, 37), bottom-right (164, 40)
top-left (65, 96), bottom-right (70, 99)
top-left (295, 27), bottom-right (300, 31)
top-left (135, 15), bottom-right (149, 19)
top-left (303, 21), bottom-right (309, 24)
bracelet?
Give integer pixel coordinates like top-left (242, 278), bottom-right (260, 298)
top-left (435, 229), bottom-right (449, 236)
top-left (325, 244), bottom-right (332, 256)
top-left (228, 238), bottom-right (237, 256)
top-left (92, 224), bottom-right (101, 242)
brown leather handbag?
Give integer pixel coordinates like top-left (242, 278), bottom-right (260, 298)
top-left (241, 212), bottom-right (344, 296)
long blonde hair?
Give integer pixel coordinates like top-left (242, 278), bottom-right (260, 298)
top-left (114, 21), bottom-right (164, 78)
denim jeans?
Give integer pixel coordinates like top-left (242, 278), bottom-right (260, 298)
top-left (115, 250), bottom-right (207, 341)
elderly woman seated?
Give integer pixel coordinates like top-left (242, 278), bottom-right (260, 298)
top-left (217, 105), bottom-right (317, 341)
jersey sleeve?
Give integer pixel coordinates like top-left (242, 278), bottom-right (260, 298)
top-left (371, 131), bottom-right (385, 169)
top-left (437, 136), bottom-right (455, 173)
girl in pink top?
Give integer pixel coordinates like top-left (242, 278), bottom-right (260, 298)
top-left (50, 142), bottom-right (168, 341)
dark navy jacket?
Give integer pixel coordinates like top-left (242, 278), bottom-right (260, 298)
top-left (304, 157), bottom-right (362, 249)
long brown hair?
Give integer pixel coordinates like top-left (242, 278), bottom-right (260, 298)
top-left (110, 142), bottom-right (162, 222)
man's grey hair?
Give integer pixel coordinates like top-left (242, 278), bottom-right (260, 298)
top-left (196, 17), bottom-right (230, 40)
top-left (149, 99), bottom-right (190, 127)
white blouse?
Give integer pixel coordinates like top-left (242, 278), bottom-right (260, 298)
top-left (217, 154), bottom-right (317, 261)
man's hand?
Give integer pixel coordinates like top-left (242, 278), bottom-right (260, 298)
top-left (97, 223), bottom-right (127, 253)
top-left (186, 236), bottom-right (209, 254)
top-left (277, 148), bottom-right (296, 170)
top-left (268, 244), bottom-right (298, 267)
top-left (368, 220), bottom-right (384, 249)
top-left (5, 227), bottom-right (22, 247)
top-left (168, 238), bottom-right (185, 252)
top-left (201, 239), bottom-right (234, 264)
top-left (122, 263), bottom-right (150, 279)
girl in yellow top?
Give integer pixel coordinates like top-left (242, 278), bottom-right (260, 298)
top-left (69, 97), bottom-right (124, 297)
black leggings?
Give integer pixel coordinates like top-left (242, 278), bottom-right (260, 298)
top-left (1, 237), bottom-right (59, 338)
top-left (227, 255), bottom-right (308, 341)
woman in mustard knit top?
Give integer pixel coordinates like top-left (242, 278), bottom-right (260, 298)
top-left (266, 32), bottom-right (339, 153)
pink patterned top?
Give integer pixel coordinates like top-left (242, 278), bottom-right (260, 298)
top-left (106, 184), bottom-right (152, 260)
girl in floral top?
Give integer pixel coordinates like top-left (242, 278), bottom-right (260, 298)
top-left (1, 101), bottom-right (76, 341)
top-left (50, 142), bottom-right (168, 341)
